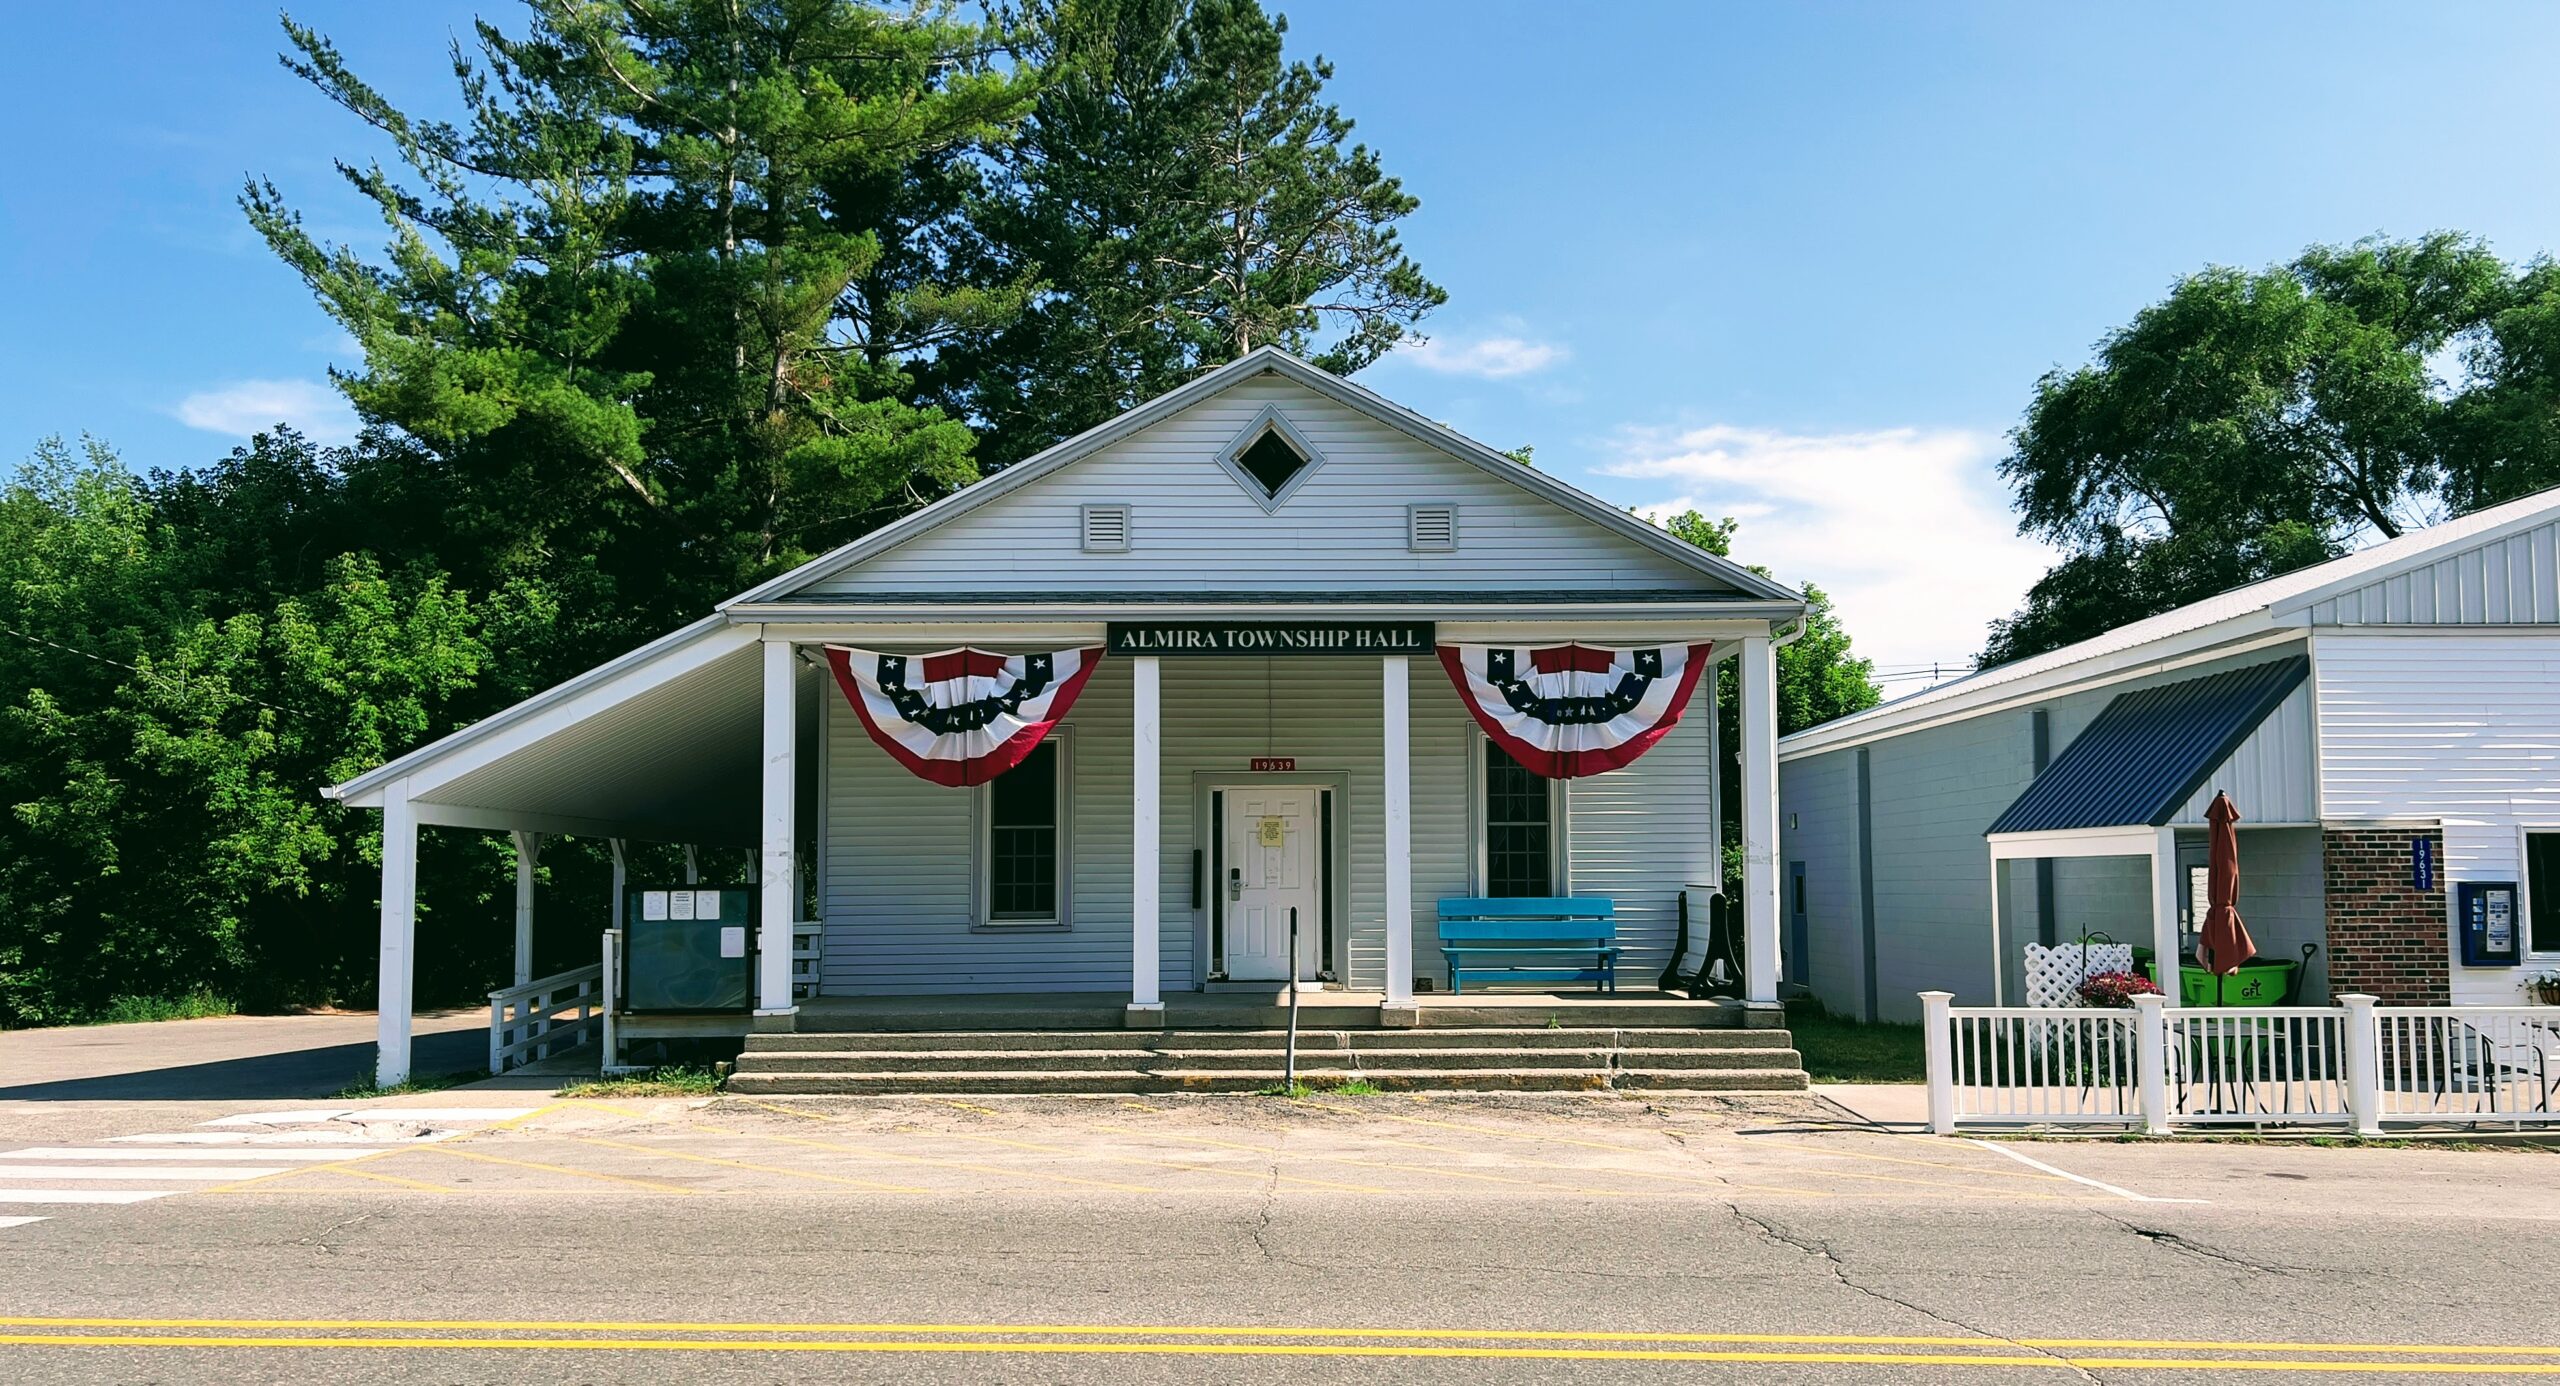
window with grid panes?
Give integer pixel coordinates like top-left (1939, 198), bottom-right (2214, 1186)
top-left (987, 741), bottom-right (1059, 919)
top-left (1484, 739), bottom-right (1553, 897)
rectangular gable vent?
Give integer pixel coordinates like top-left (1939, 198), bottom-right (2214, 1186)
top-left (1408, 503), bottom-right (1457, 552)
top-left (1081, 504), bottom-right (1130, 552)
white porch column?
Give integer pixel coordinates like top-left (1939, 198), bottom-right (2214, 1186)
top-left (682, 844), bottom-right (700, 885)
top-left (1383, 654), bottom-right (1414, 1006)
top-left (2151, 825), bottom-right (2181, 994)
top-left (608, 838), bottom-right (627, 936)
top-left (510, 829), bottom-right (541, 987)
top-left (1130, 655), bottom-right (1163, 1019)
top-left (1739, 635), bottom-right (1781, 1004)
top-left (375, 778), bottom-right (417, 1088)
top-left (757, 637), bottom-right (797, 1015)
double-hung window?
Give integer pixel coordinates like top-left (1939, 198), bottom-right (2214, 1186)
top-left (1482, 739), bottom-right (1559, 898)
top-left (982, 733), bottom-right (1070, 926)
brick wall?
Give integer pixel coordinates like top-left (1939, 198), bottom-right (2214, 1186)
top-left (2321, 827), bottom-right (2448, 1004)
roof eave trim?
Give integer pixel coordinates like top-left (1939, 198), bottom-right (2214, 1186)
top-left (2263, 499), bottom-right (2560, 619)
top-left (324, 612), bottom-right (743, 805)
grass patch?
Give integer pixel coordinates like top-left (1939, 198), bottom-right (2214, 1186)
top-left (559, 1065), bottom-right (722, 1098)
top-left (86, 990), bottom-right (236, 1026)
top-left (1784, 999), bottom-right (1924, 1083)
top-left (1256, 1076), bottom-right (1383, 1099)
top-left (331, 1069), bottom-right (478, 1100)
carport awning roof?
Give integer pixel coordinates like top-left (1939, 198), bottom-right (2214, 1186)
top-left (1984, 655), bottom-right (2309, 837)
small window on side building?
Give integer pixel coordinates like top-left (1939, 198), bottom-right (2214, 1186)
top-left (2526, 831), bottom-right (2560, 954)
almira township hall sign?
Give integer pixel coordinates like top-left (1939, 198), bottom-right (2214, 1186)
top-left (1106, 622), bottom-right (1434, 657)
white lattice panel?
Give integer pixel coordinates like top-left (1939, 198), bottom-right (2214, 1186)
top-left (2024, 941), bottom-right (2132, 1008)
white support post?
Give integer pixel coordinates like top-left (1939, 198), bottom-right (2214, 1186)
top-left (1739, 635), bottom-right (1781, 1004)
top-left (1986, 857), bottom-right (2005, 1006)
top-left (2151, 825), bottom-right (2182, 997)
top-left (1383, 655), bottom-right (1414, 1009)
top-left (1920, 991), bottom-right (1956, 1135)
top-left (375, 778), bottom-right (418, 1089)
top-left (757, 637), bottom-right (798, 1015)
top-left (683, 844), bottom-right (700, 885)
top-left (2340, 993), bottom-right (2382, 1137)
top-left (2133, 992), bottom-right (2172, 1136)
top-left (510, 829), bottom-right (541, 988)
top-left (607, 838), bottom-right (627, 936)
top-left (1130, 655), bottom-right (1163, 1021)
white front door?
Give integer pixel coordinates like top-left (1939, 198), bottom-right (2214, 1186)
top-left (1221, 787), bottom-right (1321, 982)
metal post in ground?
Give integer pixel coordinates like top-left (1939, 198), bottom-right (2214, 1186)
top-left (1285, 907), bottom-right (1301, 1091)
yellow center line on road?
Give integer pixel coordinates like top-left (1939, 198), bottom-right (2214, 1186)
top-left (561, 1135), bottom-right (928, 1195)
top-left (3, 1333), bottom-right (2559, 1371)
top-left (920, 1127), bottom-right (1390, 1194)
top-left (417, 1144), bottom-right (701, 1195)
top-left (193, 1145), bottom-right (415, 1196)
top-left (4, 1317), bottom-right (2560, 1357)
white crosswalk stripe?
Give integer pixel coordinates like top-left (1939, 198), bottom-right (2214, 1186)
top-left (2, 1147), bottom-right (398, 1163)
top-left (203, 1106), bottom-right (536, 1126)
top-left (0, 1189), bottom-right (177, 1205)
top-left (0, 1164), bottom-right (286, 1181)
top-left (111, 1130), bottom-right (456, 1146)
top-left (0, 1217), bottom-right (47, 1229)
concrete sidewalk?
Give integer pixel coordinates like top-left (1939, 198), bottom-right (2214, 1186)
top-left (0, 1010), bottom-right (486, 1103)
top-left (1814, 1082), bottom-right (1930, 1131)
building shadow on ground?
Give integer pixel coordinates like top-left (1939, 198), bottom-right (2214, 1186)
top-left (0, 1027), bottom-right (488, 1102)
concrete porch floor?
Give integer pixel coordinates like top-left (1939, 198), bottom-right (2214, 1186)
top-left (790, 989), bottom-right (1772, 1032)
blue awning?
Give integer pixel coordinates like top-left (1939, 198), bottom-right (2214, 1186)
top-left (1985, 656), bottom-right (2309, 836)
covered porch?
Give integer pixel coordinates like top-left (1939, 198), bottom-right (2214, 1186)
top-left (330, 608), bottom-right (1794, 1086)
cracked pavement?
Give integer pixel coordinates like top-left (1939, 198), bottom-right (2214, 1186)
top-left (0, 1090), bottom-right (2554, 1382)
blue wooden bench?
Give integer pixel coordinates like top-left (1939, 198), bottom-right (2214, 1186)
top-left (1435, 897), bottom-right (1618, 995)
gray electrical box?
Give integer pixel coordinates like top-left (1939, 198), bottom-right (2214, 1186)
top-left (621, 886), bottom-right (755, 1013)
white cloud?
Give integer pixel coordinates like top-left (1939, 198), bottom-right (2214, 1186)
top-left (1601, 423), bottom-right (2061, 676)
top-left (174, 379), bottom-right (358, 446)
top-left (1405, 333), bottom-right (1567, 379)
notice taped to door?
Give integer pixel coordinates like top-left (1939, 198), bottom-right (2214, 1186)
top-left (1258, 816), bottom-right (1286, 849)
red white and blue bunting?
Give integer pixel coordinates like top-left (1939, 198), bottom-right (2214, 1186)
top-left (1437, 642), bottom-right (1713, 780)
top-left (824, 645), bottom-right (1103, 788)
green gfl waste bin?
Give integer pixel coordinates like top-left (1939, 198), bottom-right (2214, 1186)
top-left (2130, 947), bottom-right (2300, 1007)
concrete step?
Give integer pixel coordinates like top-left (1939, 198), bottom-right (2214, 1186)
top-left (1612, 1047), bottom-right (1804, 1070)
top-left (744, 1026), bottom-right (1796, 1054)
top-left (733, 1049), bottom-right (1361, 1075)
top-left (724, 1066), bottom-right (1808, 1096)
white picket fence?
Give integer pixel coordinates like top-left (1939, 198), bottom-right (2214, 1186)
top-left (1922, 992), bottom-right (2560, 1135)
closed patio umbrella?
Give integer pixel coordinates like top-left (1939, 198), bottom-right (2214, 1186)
top-left (2197, 792), bottom-right (2258, 1001)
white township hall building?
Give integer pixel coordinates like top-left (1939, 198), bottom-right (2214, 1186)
top-left (1780, 487), bottom-right (2560, 1024)
top-left (327, 349), bottom-right (1810, 1085)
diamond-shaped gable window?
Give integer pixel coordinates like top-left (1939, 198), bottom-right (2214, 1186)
top-left (1236, 430), bottom-right (1307, 497)
top-left (1215, 406), bottom-right (1325, 512)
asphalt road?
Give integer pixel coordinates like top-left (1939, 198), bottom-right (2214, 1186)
top-left (1, 1090), bottom-right (2555, 1383)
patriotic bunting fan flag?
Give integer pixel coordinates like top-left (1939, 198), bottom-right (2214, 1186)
top-left (1438, 642), bottom-right (1712, 780)
top-left (824, 645), bottom-right (1103, 787)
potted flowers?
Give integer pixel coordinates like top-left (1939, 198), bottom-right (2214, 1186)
top-left (2077, 970), bottom-right (2164, 1009)
top-left (2526, 971), bottom-right (2560, 1006)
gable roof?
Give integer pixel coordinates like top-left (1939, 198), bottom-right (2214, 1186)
top-left (1781, 483), bottom-right (2560, 760)
top-left (720, 346), bottom-right (1802, 609)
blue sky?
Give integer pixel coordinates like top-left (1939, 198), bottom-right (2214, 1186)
top-left (6, 3), bottom-right (2558, 670)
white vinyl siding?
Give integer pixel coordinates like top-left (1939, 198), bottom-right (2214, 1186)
top-left (807, 377), bottom-right (1711, 595)
top-left (2314, 629), bottom-right (2560, 1003)
top-left (2306, 518), bottom-right (2560, 626)
top-left (1777, 746), bottom-right (1865, 1018)
top-left (820, 649), bottom-right (1718, 995)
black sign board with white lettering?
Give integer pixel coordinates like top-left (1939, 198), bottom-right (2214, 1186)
top-left (1107, 622), bottom-right (1435, 657)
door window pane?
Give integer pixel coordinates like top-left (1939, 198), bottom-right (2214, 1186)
top-left (1484, 740), bottom-right (1552, 898)
top-left (989, 742), bottom-right (1059, 919)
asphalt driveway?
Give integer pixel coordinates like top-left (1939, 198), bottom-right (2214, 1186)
top-left (0, 1010), bottom-right (486, 1102)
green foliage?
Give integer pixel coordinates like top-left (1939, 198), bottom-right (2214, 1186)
top-left (1986, 234), bottom-right (2560, 666)
top-left (89, 990), bottom-right (238, 1027)
top-left (1782, 998), bottom-right (1923, 1084)
top-left (936, 0), bottom-right (1443, 464)
top-left (1655, 511), bottom-right (1881, 891)
top-left (559, 1064), bottom-right (722, 1097)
